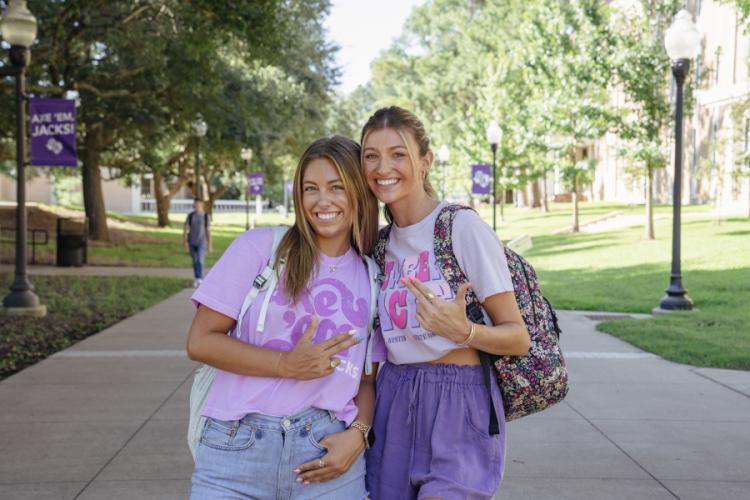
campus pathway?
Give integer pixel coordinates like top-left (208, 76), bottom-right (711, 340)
top-left (0, 290), bottom-right (748, 499)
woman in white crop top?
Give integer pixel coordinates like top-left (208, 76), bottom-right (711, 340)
top-left (360, 106), bottom-right (531, 500)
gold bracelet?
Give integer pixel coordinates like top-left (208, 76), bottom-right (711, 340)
top-left (349, 420), bottom-right (371, 449)
top-left (458, 322), bottom-right (477, 347)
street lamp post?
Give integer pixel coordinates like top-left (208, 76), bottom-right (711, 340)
top-left (241, 147), bottom-right (253, 230)
top-left (437, 144), bottom-right (449, 199)
top-left (191, 114), bottom-right (207, 200)
top-left (656, 9), bottom-right (700, 313)
top-left (486, 121), bottom-right (502, 231)
top-left (1, 0), bottom-right (45, 317)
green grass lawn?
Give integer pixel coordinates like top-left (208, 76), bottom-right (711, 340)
top-left (501, 206), bottom-right (750, 370)
top-left (0, 273), bottom-right (190, 380)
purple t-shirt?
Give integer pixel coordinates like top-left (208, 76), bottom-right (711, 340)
top-left (191, 228), bottom-right (384, 424)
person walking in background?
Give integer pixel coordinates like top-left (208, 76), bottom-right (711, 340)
top-left (361, 106), bottom-right (530, 500)
top-left (184, 199), bottom-right (212, 288)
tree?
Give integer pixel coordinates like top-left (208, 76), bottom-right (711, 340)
top-left (0, 1), bottom-right (297, 240)
top-left (611, 0), bottom-right (681, 239)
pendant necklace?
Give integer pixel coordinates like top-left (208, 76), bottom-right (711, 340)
top-left (327, 251), bottom-right (348, 273)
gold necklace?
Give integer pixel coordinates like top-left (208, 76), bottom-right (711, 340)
top-left (327, 251), bottom-right (348, 273)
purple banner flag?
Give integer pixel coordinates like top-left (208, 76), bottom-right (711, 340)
top-left (249, 172), bottom-right (264, 195)
top-left (471, 164), bottom-right (491, 195)
top-left (29, 97), bottom-right (77, 167)
top-left (285, 179), bottom-right (293, 194)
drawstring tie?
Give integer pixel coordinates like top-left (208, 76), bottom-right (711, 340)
top-left (406, 369), bottom-right (426, 425)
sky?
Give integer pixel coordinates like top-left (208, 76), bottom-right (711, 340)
top-left (325, 0), bottom-right (426, 95)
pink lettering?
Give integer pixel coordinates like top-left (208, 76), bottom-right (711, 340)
top-left (388, 290), bottom-right (408, 329)
top-left (416, 251), bottom-right (430, 281)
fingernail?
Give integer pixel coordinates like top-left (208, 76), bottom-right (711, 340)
top-left (296, 477), bottom-right (302, 482)
top-left (304, 481), bottom-right (310, 485)
top-left (409, 276), bottom-right (415, 281)
top-left (400, 278), bottom-right (407, 284)
top-left (293, 468), bottom-right (300, 473)
top-left (348, 329), bottom-right (356, 335)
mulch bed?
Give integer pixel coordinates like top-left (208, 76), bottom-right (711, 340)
top-left (0, 205), bottom-right (164, 265)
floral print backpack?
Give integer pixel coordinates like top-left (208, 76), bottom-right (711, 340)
top-left (373, 204), bottom-right (568, 432)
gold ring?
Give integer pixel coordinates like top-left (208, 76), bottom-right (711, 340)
top-left (426, 293), bottom-right (436, 301)
top-left (318, 459), bottom-right (325, 468)
top-left (330, 359), bottom-right (338, 369)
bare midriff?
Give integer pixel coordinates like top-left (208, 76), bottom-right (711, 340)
top-left (429, 347), bottom-right (481, 366)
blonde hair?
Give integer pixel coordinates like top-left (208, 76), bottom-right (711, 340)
top-left (360, 106), bottom-right (438, 224)
top-left (274, 136), bottom-right (379, 301)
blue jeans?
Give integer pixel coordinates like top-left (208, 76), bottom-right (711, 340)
top-left (191, 407), bottom-right (367, 500)
top-left (189, 243), bottom-right (206, 279)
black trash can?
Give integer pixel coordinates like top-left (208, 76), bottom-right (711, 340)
top-left (56, 218), bottom-right (88, 267)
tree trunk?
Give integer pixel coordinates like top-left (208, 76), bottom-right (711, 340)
top-left (530, 179), bottom-right (542, 208)
top-left (499, 185), bottom-right (505, 222)
top-left (542, 172), bottom-right (549, 213)
top-left (645, 166), bottom-right (655, 240)
top-left (82, 127), bottom-right (110, 241)
top-left (153, 171), bottom-right (171, 228)
top-left (572, 175), bottom-right (580, 233)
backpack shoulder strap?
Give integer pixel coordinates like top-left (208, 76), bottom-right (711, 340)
top-left (232, 226), bottom-right (289, 338)
top-left (371, 224), bottom-right (392, 274)
top-left (433, 204), bottom-right (484, 323)
top-left (361, 255), bottom-right (382, 376)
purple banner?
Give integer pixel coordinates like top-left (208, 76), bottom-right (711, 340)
top-left (285, 179), bottom-right (293, 195)
top-left (29, 97), bottom-right (77, 167)
top-left (471, 164), bottom-right (491, 195)
top-left (248, 172), bottom-right (264, 195)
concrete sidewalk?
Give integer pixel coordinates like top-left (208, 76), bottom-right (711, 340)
top-left (0, 291), bottom-right (748, 500)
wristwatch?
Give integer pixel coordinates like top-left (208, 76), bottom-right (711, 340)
top-left (349, 420), bottom-right (374, 449)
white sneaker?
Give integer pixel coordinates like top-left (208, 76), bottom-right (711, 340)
top-left (192, 279), bottom-right (199, 288)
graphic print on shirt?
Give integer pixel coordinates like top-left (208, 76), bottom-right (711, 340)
top-left (379, 250), bottom-right (453, 344)
top-left (258, 276), bottom-right (369, 380)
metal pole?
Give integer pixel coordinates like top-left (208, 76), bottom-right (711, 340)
top-left (491, 143), bottom-right (497, 232)
top-left (658, 59), bottom-right (693, 311)
top-left (195, 138), bottom-right (201, 200)
top-left (245, 160), bottom-right (250, 230)
top-left (3, 47), bottom-right (41, 311)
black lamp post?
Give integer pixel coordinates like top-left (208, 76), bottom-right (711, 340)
top-left (1, 0), bottom-right (45, 317)
top-left (191, 113), bottom-right (207, 200)
top-left (656, 10), bottom-right (700, 313)
top-left (241, 147), bottom-right (253, 230)
top-left (486, 121), bottom-right (502, 231)
top-left (437, 144), bottom-right (449, 199)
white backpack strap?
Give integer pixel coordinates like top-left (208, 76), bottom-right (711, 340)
top-left (255, 226), bottom-right (288, 333)
top-left (232, 226), bottom-right (288, 338)
top-left (362, 255), bottom-right (381, 376)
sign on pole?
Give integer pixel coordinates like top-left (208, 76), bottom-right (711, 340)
top-left (29, 97), bottom-right (77, 167)
top-left (471, 164), bottom-right (491, 195)
top-left (248, 172), bottom-right (264, 195)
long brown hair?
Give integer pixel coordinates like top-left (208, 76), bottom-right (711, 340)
top-left (274, 136), bottom-right (379, 302)
top-left (360, 106), bottom-right (438, 224)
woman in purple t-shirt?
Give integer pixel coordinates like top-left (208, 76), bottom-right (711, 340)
top-left (186, 136), bottom-right (381, 499)
top-left (360, 107), bottom-right (532, 500)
